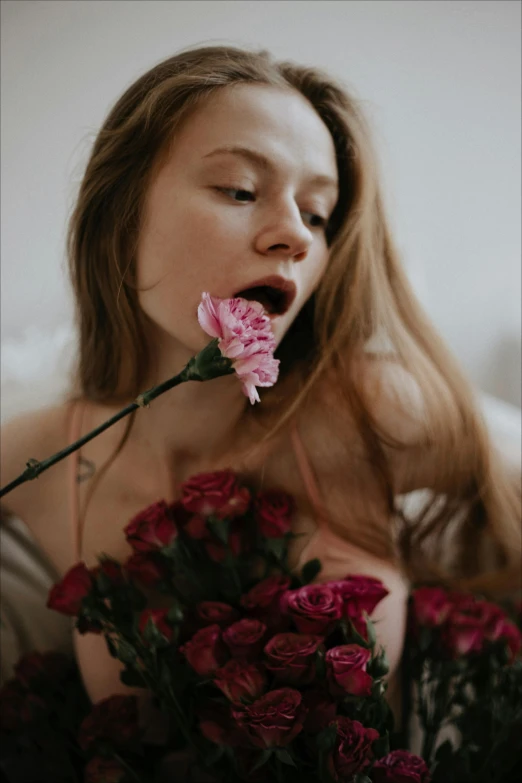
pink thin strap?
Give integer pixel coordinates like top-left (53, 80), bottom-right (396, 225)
top-left (67, 400), bottom-right (85, 563)
top-left (290, 421), bottom-right (329, 528)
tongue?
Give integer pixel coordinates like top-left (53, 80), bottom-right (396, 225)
top-left (236, 287), bottom-right (274, 313)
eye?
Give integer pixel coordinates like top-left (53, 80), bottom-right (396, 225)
top-left (217, 187), bottom-right (255, 202)
top-left (301, 211), bottom-right (328, 229)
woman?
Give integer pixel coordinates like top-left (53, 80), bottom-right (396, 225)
top-left (1, 45), bottom-right (520, 733)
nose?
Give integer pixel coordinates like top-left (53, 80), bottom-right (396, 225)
top-left (254, 202), bottom-right (313, 262)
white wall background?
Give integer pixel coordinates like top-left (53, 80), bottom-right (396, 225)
top-left (1, 0), bottom-right (521, 408)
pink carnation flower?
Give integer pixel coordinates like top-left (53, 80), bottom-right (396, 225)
top-left (197, 293), bottom-right (280, 404)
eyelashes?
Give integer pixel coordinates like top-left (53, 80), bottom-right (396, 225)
top-left (215, 187), bottom-right (329, 229)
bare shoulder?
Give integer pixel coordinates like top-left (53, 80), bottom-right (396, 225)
top-left (0, 401), bottom-right (74, 524)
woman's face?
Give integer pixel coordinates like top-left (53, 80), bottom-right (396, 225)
top-left (136, 83), bottom-right (339, 359)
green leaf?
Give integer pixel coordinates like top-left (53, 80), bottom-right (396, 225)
top-left (365, 613), bottom-right (377, 648)
top-left (275, 748), bottom-right (296, 766)
top-left (105, 635), bottom-right (118, 659)
top-left (120, 667), bottom-right (147, 687)
top-left (316, 723), bottom-right (338, 753)
top-left (266, 537), bottom-right (286, 561)
top-left (116, 639), bottom-right (138, 665)
top-left (250, 749), bottom-right (273, 774)
top-left (167, 604), bottom-right (185, 624)
top-left (208, 518), bottom-right (230, 544)
top-left (301, 558), bottom-right (322, 584)
top-left (372, 733), bottom-right (390, 759)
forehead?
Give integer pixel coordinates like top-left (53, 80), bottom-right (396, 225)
top-left (165, 83), bottom-right (339, 185)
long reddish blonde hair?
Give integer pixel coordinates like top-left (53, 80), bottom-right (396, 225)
top-left (66, 45), bottom-right (520, 597)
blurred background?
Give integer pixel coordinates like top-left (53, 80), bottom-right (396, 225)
top-left (1, 0), bottom-right (521, 416)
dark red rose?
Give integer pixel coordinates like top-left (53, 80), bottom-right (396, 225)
top-left (372, 749), bottom-right (431, 782)
top-left (223, 618), bottom-right (267, 660)
top-left (328, 575), bottom-right (389, 637)
top-left (494, 618), bottom-right (522, 661)
top-left (327, 716), bottom-right (379, 780)
top-left (204, 523), bottom-right (243, 563)
top-left (254, 490), bottom-right (294, 537)
top-left (264, 633), bottom-right (322, 684)
top-left (84, 756), bottom-right (127, 783)
top-left (47, 562), bottom-right (93, 616)
top-left (441, 597), bottom-right (509, 657)
top-left (302, 690), bottom-right (337, 733)
top-left (181, 470), bottom-right (251, 519)
top-left (124, 551), bottom-right (169, 586)
top-left (138, 608), bottom-right (174, 641)
top-left (281, 584), bottom-right (342, 635)
top-left (78, 695), bottom-right (140, 751)
top-left (232, 687), bottom-right (307, 748)
top-left (124, 500), bottom-right (178, 552)
top-left (92, 559), bottom-right (126, 586)
top-left (241, 575), bottom-right (291, 611)
top-left (13, 651), bottom-right (71, 687)
top-left (0, 679), bottom-right (46, 731)
top-left (196, 601), bottom-right (240, 628)
top-left (180, 624), bottom-right (228, 676)
top-left (200, 704), bottom-right (249, 748)
top-left (214, 659), bottom-right (266, 702)
top-left (411, 586), bottom-right (452, 627)
top-left (326, 644), bottom-right (373, 697)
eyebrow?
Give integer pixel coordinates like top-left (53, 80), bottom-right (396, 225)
top-left (203, 145), bottom-right (338, 191)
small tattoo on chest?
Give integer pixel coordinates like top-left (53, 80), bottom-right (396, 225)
top-left (76, 456), bottom-right (96, 483)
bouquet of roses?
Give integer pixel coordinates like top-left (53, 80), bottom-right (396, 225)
top-left (41, 468), bottom-right (417, 783)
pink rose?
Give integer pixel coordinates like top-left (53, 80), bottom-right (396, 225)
top-left (214, 659), bottom-right (266, 702)
top-left (180, 470), bottom-right (251, 519)
top-left (78, 695), bottom-right (140, 752)
top-left (372, 749), bottom-right (431, 782)
top-left (264, 633), bottom-right (322, 684)
top-left (327, 716), bottom-right (379, 780)
top-left (124, 551), bottom-right (169, 586)
top-left (198, 293), bottom-right (280, 405)
top-left (222, 618), bottom-right (267, 661)
top-left (123, 500), bottom-right (178, 552)
top-left (282, 584), bottom-right (343, 635)
top-left (180, 624), bottom-right (228, 676)
top-left (231, 687), bottom-right (307, 748)
top-left (412, 586), bottom-right (452, 627)
top-left (441, 597), bottom-right (516, 658)
top-left (138, 608), bottom-right (174, 642)
top-left (325, 644), bottom-right (373, 697)
top-left (47, 562), bottom-right (93, 616)
top-left (254, 490), bottom-right (294, 537)
top-left (196, 601), bottom-right (240, 628)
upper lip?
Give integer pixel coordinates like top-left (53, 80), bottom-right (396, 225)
top-left (233, 275), bottom-right (297, 315)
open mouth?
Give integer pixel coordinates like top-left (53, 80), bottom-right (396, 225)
top-left (234, 277), bottom-right (297, 317)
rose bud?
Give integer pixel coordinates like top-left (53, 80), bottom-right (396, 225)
top-left (302, 690), bottom-right (337, 734)
top-left (281, 584), bottom-right (342, 635)
top-left (78, 695), bottom-right (140, 752)
top-left (14, 651), bottom-right (71, 688)
top-left (180, 470), bottom-right (251, 519)
top-left (196, 601), bottom-right (240, 628)
top-left (411, 586), bottom-right (452, 627)
top-left (47, 562), bottom-right (93, 616)
top-left (223, 618), bottom-right (267, 661)
top-left (138, 608), bottom-right (174, 642)
top-left (327, 716), bottom-right (379, 780)
top-left (232, 687), bottom-right (307, 748)
top-left (328, 575), bottom-right (389, 636)
top-left (325, 645), bottom-right (373, 697)
top-left (84, 756), bottom-right (127, 783)
top-left (264, 633), bottom-right (322, 684)
top-left (254, 490), bottom-right (294, 537)
top-left (214, 659), bottom-right (266, 702)
top-left (372, 750), bottom-right (431, 783)
top-left (124, 500), bottom-right (178, 552)
top-left (180, 624), bottom-right (228, 676)
top-left (124, 551), bottom-right (169, 587)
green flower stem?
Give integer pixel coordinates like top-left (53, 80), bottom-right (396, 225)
top-left (0, 339), bottom-right (234, 499)
top-left (111, 752), bottom-right (146, 783)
